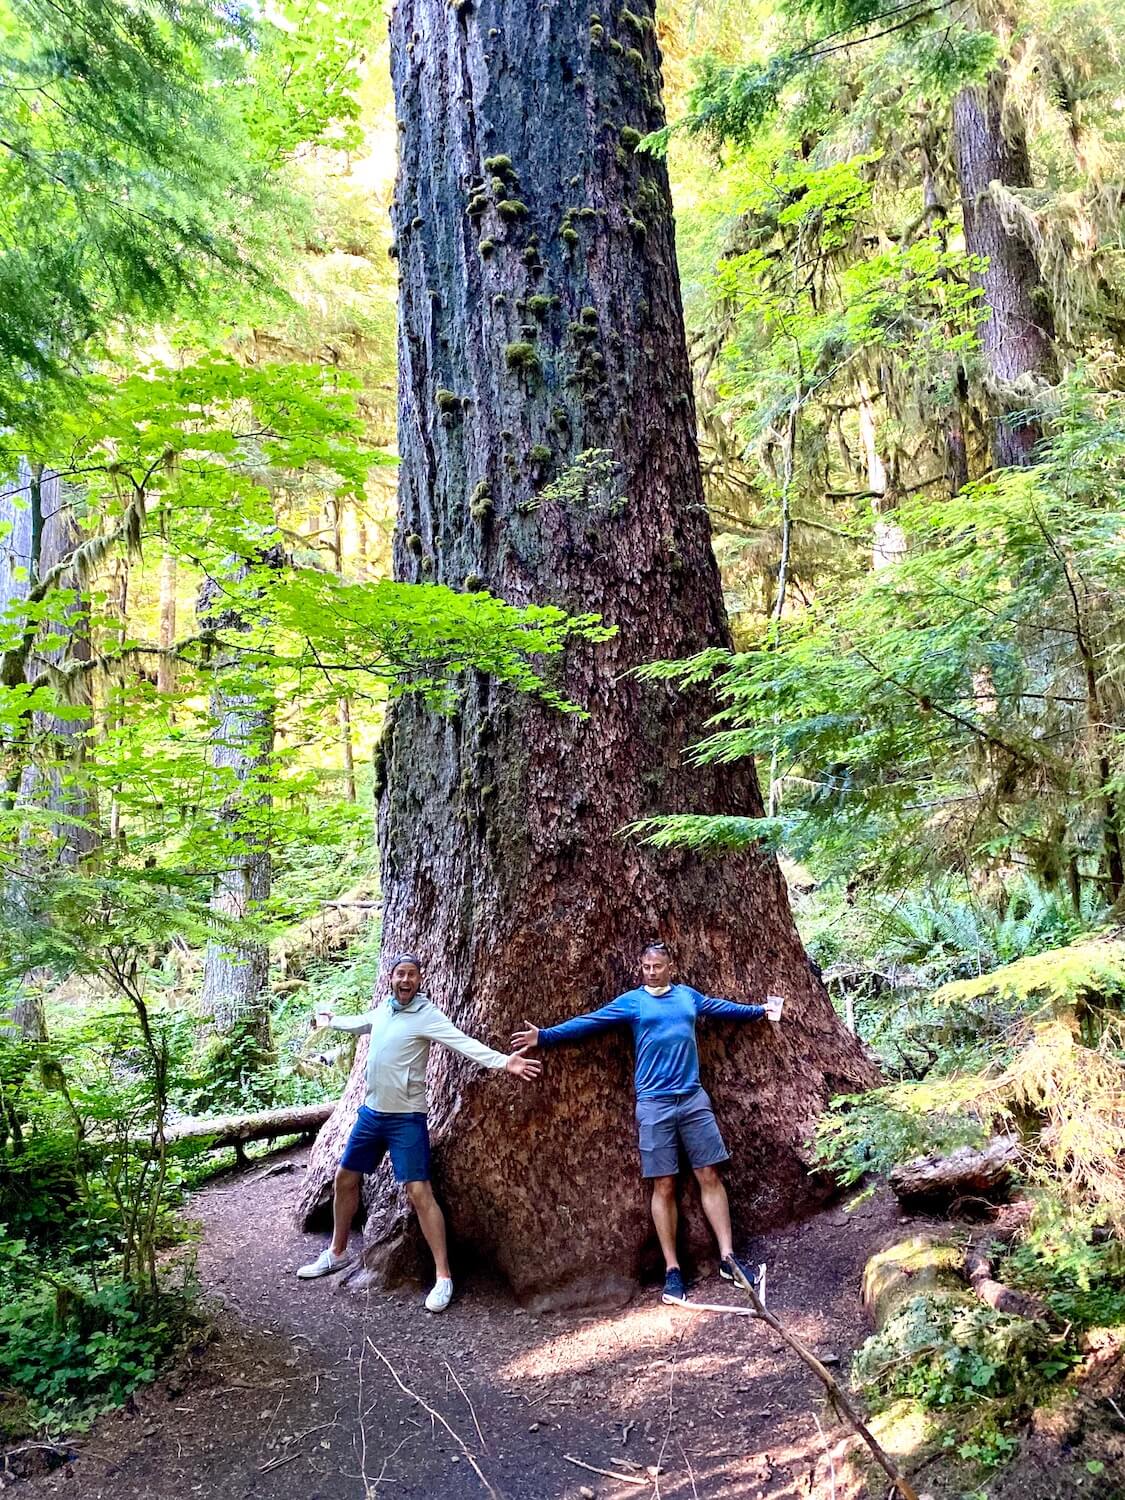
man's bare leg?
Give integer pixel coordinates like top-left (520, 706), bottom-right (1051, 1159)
top-left (404, 1179), bottom-right (451, 1280)
top-left (694, 1164), bottom-right (734, 1259)
top-left (330, 1166), bottom-right (362, 1257)
top-left (650, 1174), bottom-right (680, 1270)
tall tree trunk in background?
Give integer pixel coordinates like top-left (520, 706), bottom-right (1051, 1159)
top-left (858, 378), bottom-right (904, 569)
top-left (157, 545), bottom-right (177, 695)
top-left (0, 464), bottom-right (96, 1036)
top-left (952, 62), bottom-right (1057, 468)
top-left (196, 558), bottom-right (278, 1053)
top-left (329, 499), bottom-right (357, 803)
top-left (300, 0), bottom-right (875, 1308)
top-left (0, 463), bottom-right (97, 865)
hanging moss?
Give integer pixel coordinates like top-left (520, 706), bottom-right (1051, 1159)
top-left (619, 125), bottom-right (643, 152)
top-left (492, 292), bottom-right (507, 309)
top-left (470, 481), bottom-right (493, 521)
top-left (505, 341), bottom-right (541, 375)
top-left (627, 215), bottom-right (647, 240)
top-left (625, 47), bottom-right (645, 70)
top-left (497, 199), bottom-right (529, 220)
top-left (580, 305), bottom-right (599, 325)
top-left (491, 176), bottom-right (507, 196)
top-left (411, 215), bottom-right (424, 229)
top-left (590, 22), bottom-right (604, 41)
top-left (435, 388), bottom-right (462, 413)
top-left (484, 154), bottom-right (514, 176)
top-left (561, 225), bottom-right (580, 248)
top-left (467, 194), bottom-right (490, 217)
top-left (521, 247), bottom-right (542, 267)
top-left (608, 37), bottom-right (623, 54)
top-left (525, 294), bottom-right (557, 319)
top-left (406, 532), bottom-right (424, 556)
top-left (479, 237), bottom-right (496, 257)
top-left (528, 444), bottom-right (552, 464)
top-left (619, 6), bottom-right (654, 34)
top-left (463, 572), bottom-right (484, 592)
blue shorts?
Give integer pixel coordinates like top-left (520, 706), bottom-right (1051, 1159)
top-left (339, 1106), bottom-right (431, 1182)
top-left (635, 1087), bottom-right (729, 1179)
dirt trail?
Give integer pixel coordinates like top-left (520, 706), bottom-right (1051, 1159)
top-left (29, 1149), bottom-right (926, 1500)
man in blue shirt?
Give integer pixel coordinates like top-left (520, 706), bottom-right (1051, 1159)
top-left (512, 942), bottom-right (783, 1305)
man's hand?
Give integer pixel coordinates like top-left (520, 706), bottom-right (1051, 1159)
top-left (313, 1006), bottom-right (335, 1031)
top-left (505, 1048), bottom-right (542, 1080)
top-left (764, 995), bottom-right (784, 1023)
top-left (511, 1020), bottom-right (540, 1050)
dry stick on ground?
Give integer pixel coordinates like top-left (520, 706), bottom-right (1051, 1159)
top-left (365, 1339), bottom-right (502, 1500)
top-left (444, 1360), bottom-right (487, 1452)
top-left (561, 1454), bottom-right (652, 1486)
top-left (728, 1265), bottom-right (923, 1500)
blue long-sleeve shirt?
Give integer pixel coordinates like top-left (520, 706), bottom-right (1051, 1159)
top-left (537, 984), bottom-right (765, 1099)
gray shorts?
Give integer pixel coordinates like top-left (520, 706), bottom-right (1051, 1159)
top-left (635, 1087), bottom-right (729, 1179)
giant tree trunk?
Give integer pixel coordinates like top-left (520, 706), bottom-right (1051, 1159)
top-left (952, 62), bottom-right (1057, 469)
top-left (196, 559), bottom-right (277, 1051)
top-left (300, 0), bottom-right (876, 1309)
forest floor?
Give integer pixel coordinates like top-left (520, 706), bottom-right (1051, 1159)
top-left (12, 1147), bottom-right (1122, 1500)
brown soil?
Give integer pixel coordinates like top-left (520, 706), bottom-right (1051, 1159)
top-left (9, 1151), bottom-right (1121, 1499)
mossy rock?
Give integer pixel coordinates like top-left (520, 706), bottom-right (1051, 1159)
top-left (862, 1235), bottom-right (966, 1330)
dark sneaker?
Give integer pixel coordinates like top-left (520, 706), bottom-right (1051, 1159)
top-left (661, 1267), bottom-right (688, 1305)
top-left (720, 1254), bottom-right (764, 1299)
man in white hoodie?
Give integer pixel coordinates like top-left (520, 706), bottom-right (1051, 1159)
top-left (297, 953), bottom-right (540, 1311)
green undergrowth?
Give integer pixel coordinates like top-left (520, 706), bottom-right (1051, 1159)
top-left (806, 914), bottom-right (1125, 1486)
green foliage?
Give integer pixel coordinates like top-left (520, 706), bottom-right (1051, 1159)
top-left (0, 1272), bottom-right (192, 1434)
top-left (854, 1291), bottom-right (1048, 1409)
top-left (639, 388), bottom-right (1125, 897)
top-left (0, 1), bottom-right (373, 429)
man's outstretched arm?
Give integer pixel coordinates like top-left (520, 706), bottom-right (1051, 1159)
top-left (425, 1010), bottom-right (542, 1080)
top-left (512, 995), bottom-right (637, 1052)
top-left (694, 992), bottom-right (784, 1023)
top-left (317, 1009), bottom-right (374, 1035)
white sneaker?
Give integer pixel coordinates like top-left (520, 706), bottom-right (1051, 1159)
top-left (425, 1277), bottom-right (454, 1312)
top-left (296, 1248), bottom-right (348, 1279)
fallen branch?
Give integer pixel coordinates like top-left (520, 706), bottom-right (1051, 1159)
top-left (444, 1360), bottom-right (487, 1453)
top-left (964, 1246), bottom-right (1048, 1321)
top-left (365, 1339), bottom-right (501, 1499)
top-left (562, 1454), bottom-right (651, 1486)
top-left (166, 1102), bottom-right (333, 1150)
top-left (727, 1264), bottom-right (923, 1500)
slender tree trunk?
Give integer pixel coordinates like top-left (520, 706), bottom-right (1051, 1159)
top-left (329, 499), bottom-right (357, 803)
top-left (858, 379), bottom-right (905, 568)
top-left (0, 463), bottom-right (97, 865)
top-left (952, 63), bottom-right (1057, 468)
top-left (300, 0), bottom-right (876, 1308)
top-left (196, 558), bottom-right (278, 1052)
top-left (157, 545), bottom-right (177, 695)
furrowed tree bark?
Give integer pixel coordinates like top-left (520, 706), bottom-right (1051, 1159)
top-left (952, 57), bottom-right (1057, 469)
top-left (300, 0), bottom-right (876, 1308)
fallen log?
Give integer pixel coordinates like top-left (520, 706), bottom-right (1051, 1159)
top-left (965, 1245), bottom-right (1049, 1322)
top-left (165, 1102), bottom-right (333, 1151)
top-left (889, 1134), bottom-right (1020, 1211)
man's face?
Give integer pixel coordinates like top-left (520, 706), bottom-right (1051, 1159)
top-left (390, 962), bottom-right (421, 1004)
top-left (640, 950), bottom-right (673, 989)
